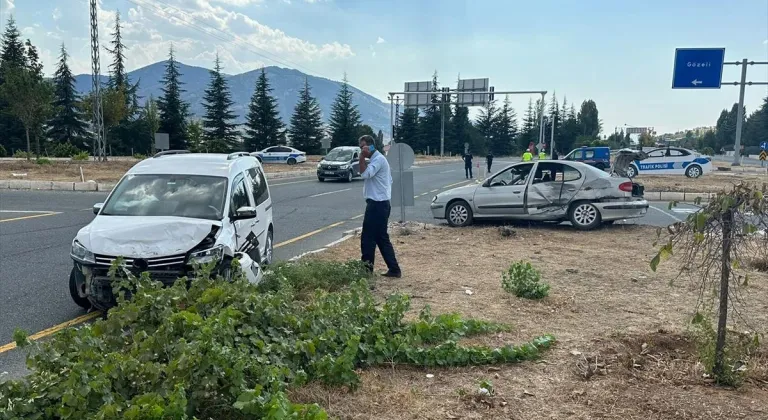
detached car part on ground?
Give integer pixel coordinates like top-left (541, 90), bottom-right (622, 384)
top-left (69, 152), bottom-right (274, 311)
top-left (431, 160), bottom-right (648, 230)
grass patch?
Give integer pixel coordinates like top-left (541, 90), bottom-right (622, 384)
top-left (258, 259), bottom-right (372, 298)
top-left (501, 261), bottom-right (550, 299)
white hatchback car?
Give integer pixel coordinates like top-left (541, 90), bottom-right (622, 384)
top-left (624, 147), bottom-right (713, 178)
top-left (250, 146), bottom-right (307, 165)
top-left (69, 151), bottom-right (274, 310)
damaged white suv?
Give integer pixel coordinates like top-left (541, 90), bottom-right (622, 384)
top-left (69, 151), bottom-right (274, 310)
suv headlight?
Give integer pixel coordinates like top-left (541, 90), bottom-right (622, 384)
top-left (339, 164), bottom-right (350, 170)
top-left (71, 240), bottom-right (95, 263)
top-left (188, 245), bottom-right (224, 266)
top-left (316, 163), bottom-right (322, 169)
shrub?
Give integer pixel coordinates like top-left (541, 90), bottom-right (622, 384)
top-left (35, 157), bottom-right (51, 165)
top-left (50, 142), bottom-right (81, 158)
top-left (0, 261), bottom-right (555, 418)
top-left (690, 313), bottom-right (760, 386)
top-left (258, 259), bottom-right (371, 298)
top-left (501, 261), bottom-right (550, 299)
top-left (0, 144), bottom-right (6, 157)
top-left (13, 150), bottom-right (30, 159)
top-left (133, 153), bottom-right (147, 160)
top-left (71, 151), bottom-right (90, 161)
top-left (702, 147), bottom-right (715, 157)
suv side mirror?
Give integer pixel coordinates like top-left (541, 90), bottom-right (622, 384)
top-left (482, 179), bottom-right (491, 187)
top-left (233, 206), bottom-right (257, 220)
top-left (92, 203), bottom-right (103, 215)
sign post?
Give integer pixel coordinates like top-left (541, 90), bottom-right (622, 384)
top-left (320, 137), bottom-right (331, 155)
top-left (760, 141), bottom-right (768, 168)
top-left (387, 142), bottom-right (415, 223)
top-left (154, 133), bottom-right (169, 153)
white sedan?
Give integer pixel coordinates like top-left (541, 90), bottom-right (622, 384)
top-left (250, 146), bottom-right (307, 165)
top-left (624, 147), bottom-right (712, 178)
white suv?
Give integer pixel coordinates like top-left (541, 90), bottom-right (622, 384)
top-left (69, 151), bottom-right (274, 310)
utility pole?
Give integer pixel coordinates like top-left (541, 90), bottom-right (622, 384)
top-left (89, 0), bottom-right (105, 162)
top-left (732, 59), bottom-right (749, 166)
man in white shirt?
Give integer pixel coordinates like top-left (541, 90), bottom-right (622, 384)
top-left (358, 135), bottom-right (401, 278)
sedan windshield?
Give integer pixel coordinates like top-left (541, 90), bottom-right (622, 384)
top-left (101, 174), bottom-right (228, 220)
top-left (324, 149), bottom-right (354, 162)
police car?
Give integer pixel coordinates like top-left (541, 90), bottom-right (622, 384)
top-left (624, 147), bottom-right (712, 178)
top-left (250, 146), bottom-right (307, 165)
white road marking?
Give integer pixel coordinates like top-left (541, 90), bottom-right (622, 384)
top-left (309, 188), bottom-right (351, 198)
top-left (0, 210), bottom-right (57, 214)
top-left (440, 169), bottom-right (456, 173)
top-left (649, 206), bottom-right (684, 222)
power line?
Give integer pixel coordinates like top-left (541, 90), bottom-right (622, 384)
top-left (125, 0), bottom-right (330, 78)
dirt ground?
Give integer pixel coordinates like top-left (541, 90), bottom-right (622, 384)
top-left (294, 223), bottom-right (768, 419)
top-left (0, 155), bottom-right (456, 182)
top-left (638, 172), bottom-right (768, 193)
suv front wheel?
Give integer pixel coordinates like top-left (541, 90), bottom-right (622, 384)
top-left (69, 267), bottom-right (90, 309)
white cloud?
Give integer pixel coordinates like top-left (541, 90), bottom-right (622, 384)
top-left (22, 26), bottom-right (34, 36)
top-left (369, 45), bottom-right (376, 58)
top-left (763, 39), bottom-right (768, 45)
top-left (209, 0), bottom-right (263, 5)
top-left (5, 0), bottom-right (14, 13)
top-left (376, 36), bottom-right (385, 44)
top-left (52, 8), bottom-right (62, 21)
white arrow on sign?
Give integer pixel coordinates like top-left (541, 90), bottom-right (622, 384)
top-left (691, 79), bottom-right (702, 86)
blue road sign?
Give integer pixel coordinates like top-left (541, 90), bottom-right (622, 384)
top-left (672, 48), bottom-right (725, 89)
top-left (761, 141), bottom-right (768, 150)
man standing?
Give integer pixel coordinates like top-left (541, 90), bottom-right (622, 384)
top-left (486, 151), bottom-right (494, 174)
top-left (522, 149), bottom-right (533, 162)
top-left (358, 135), bottom-right (401, 278)
top-left (463, 151), bottom-right (474, 179)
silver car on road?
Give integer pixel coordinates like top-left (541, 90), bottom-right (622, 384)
top-left (430, 160), bottom-right (649, 230)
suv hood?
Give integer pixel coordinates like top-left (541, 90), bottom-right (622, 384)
top-left (76, 216), bottom-right (221, 258)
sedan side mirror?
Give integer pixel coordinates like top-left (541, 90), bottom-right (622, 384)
top-left (92, 203), bottom-right (104, 215)
top-left (233, 206), bottom-right (257, 220)
top-left (482, 179), bottom-right (491, 187)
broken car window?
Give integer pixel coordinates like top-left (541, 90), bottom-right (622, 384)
top-left (100, 175), bottom-right (228, 221)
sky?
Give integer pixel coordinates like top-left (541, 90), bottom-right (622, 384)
top-left (2, 0), bottom-right (768, 135)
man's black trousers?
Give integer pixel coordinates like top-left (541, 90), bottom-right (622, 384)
top-left (361, 199), bottom-right (400, 274)
top-left (465, 165), bottom-right (473, 178)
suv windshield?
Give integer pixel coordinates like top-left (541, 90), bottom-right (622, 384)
top-left (101, 174), bottom-right (228, 220)
top-left (324, 149), bottom-right (354, 162)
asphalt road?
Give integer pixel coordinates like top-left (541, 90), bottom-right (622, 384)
top-left (0, 160), bottom-right (698, 378)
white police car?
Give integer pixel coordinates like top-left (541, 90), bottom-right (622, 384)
top-left (625, 147), bottom-right (712, 178)
top-left (250, 146), bottom-right (307, 165)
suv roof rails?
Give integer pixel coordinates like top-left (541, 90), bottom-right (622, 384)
top-left (153, 150), bottom-right (190, 158)
top-left (227, 152), bottom-right (251, 160)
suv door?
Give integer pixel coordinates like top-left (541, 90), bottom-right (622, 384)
top-left (473, 163), bottom-right (534, 217)
top-left (229, 174), bottom-right (260, 262)
top-left (246, 166), bottom-right (272, 264)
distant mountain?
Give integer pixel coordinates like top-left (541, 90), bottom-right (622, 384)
top-left (74, 62), bottom-right (390, 138)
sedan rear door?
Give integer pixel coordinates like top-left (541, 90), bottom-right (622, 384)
top-left (526, 162), bottom-right (586, 213)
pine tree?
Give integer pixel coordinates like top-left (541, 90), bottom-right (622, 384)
top-left (244, 68), bottom-right (285, 151)
top-left (475, 99), bottom-right (497, 152)
top-left (106, 12), bottom-right (127, 91)
top-left (288, 78), bottom-right (324, 154)
top-left (202, 54), bottom-right (238, 153)
top-left (24, 39), bottom-right (42, 80)
top-left (157, 46), bottom-right (190, 150)
top-left (492, 96), bottom-right (517, 155)
top-left (47, 44), bottom-right (90, 146)
top-left (0, 16), bottom-right (28, 153)
top-left (395, 108), bottom-right (419, 147)
top-left (450, 106), bottom-right (472, 155)
top-left (418, 71), bottom-right (442, 154)
top-left (328, 75), bottom-right (362, 147)
top-left (520, 99), bottom-right (536, 152)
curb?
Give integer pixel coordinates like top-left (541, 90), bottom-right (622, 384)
top-left (288, 227), bottom-right (361, 262)
top-left (644, 191), bottom-right (712, 202)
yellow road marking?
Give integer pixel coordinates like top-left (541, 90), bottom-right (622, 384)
top-left (274, 221), bottom-right (346, 249)
top-left (430, 189), bottom-right (439, 193)
top-left (0, 212), bottom-right (60, 223)
top-left (0, 311), bottom-right (102, 354)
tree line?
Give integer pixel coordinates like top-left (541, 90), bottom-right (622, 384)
top-left (393, 72), bottom-right (603, 157)
top-left (0, 14), bottom-right (380, 159)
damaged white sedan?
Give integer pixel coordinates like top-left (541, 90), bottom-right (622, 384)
top-left (69, 151), bottom-right (274, 310)
top-left (431, 160), bottom-right (648, 230)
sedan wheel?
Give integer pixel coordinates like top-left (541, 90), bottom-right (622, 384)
top-left (447, 201), bottom-right (473, 227)
top-left (685, 165), bottom-right (702, 178)
top-left (626, 165), bottom-right (638, 178)
top-left (287, 158), bottom-right (297, 165)
top-left (569, 202), bottom-right (601, 230)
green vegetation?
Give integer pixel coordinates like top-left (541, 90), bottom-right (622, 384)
top-left (690, 313), bottom-right (760, 386)
top-left (0, 260), bottom-right (555, 418)
top-left (501, 261), bottom-right (550, 299)
top-left (34, 157), bottom-right (51, 165)
top-left (50, 141), bottom-right (81, 158)
top-left (71, 151), bottom-right (90, 161)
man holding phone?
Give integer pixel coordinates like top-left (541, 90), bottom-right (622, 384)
top-left (358, 135), bottom-right (401, 278)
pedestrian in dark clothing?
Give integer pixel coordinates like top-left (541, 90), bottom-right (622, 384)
top-left (358, 135), bottom-right (401, 278)
top-left (552, 149), bottom-right (559, 160)
top-left (464, 152), bottom-right (473, 179)
top-left (486, 152), bottom-right (494, 173)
